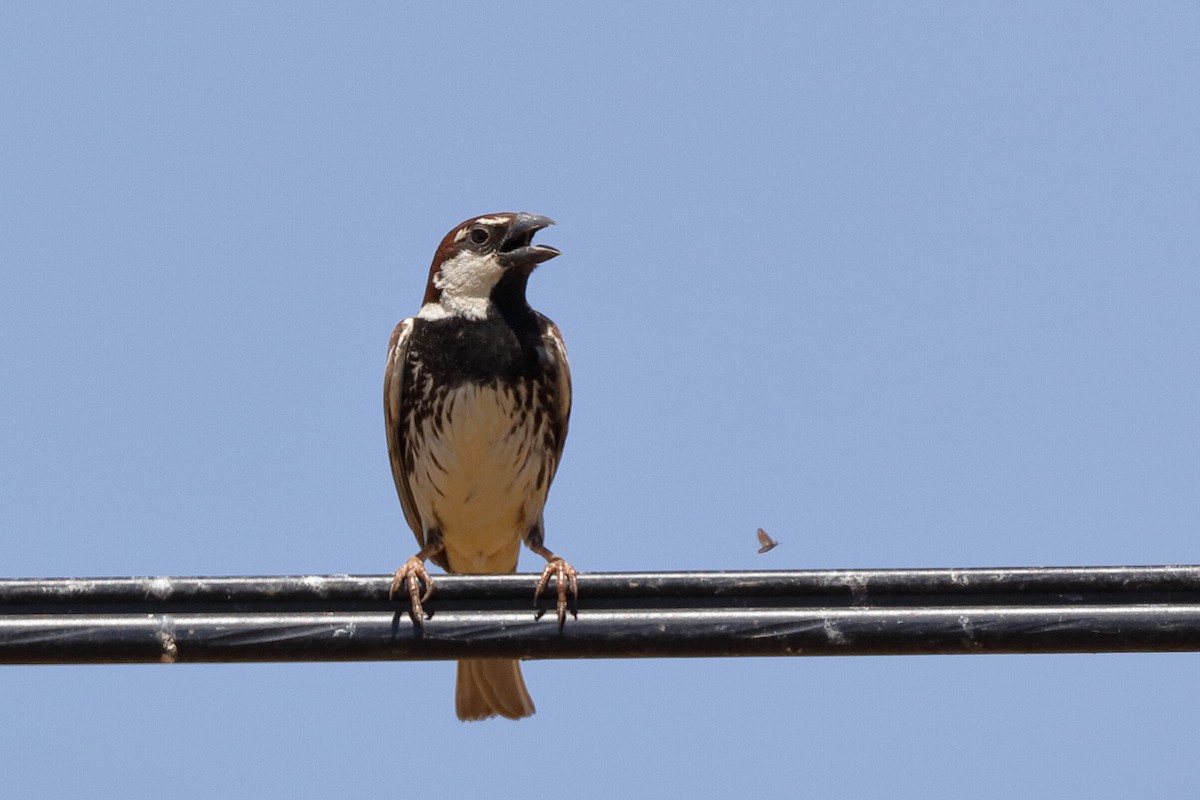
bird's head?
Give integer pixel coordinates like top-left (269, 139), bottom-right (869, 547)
top-left (419, 212), bottom-right (560, 320)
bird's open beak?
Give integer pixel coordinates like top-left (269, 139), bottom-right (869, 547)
top-left (499, 213), bottom-right (561, 268)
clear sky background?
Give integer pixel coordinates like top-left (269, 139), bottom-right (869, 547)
top-left (2, 3), bottom-right (1198, 797)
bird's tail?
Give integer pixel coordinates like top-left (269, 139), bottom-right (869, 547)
top-left (455, 659), bottom-right (536, 721)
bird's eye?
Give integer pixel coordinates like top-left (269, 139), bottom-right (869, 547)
top-left (469, 227), bottom-right (489, 245)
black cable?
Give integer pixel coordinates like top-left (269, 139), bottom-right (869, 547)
top-left (2, 567), bottom-right (1199, 664)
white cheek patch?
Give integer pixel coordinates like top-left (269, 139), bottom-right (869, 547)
top-left (416, 302), bottom-right (449, 320)
top-left (423, 250), bottom-right (505, 320)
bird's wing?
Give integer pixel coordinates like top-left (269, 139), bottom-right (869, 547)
top-left (384, 318), bottom-right (424, 547)
top-left (541, 317), bottom-right (573, 473)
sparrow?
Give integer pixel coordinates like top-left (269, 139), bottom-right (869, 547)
top-left (384, 212), bottom-right (577, 721)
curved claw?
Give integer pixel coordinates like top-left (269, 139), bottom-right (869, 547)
top-left (534, 557), bottom-right (579, 631)
top-left (390, 556), bottom-right (435, 628)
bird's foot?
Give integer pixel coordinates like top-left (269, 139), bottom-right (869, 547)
top-left (534, 557), bottom-right (579, 631)
top-left (390, 556), bottom-right (435, 628)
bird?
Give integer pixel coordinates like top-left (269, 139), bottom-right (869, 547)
top-left (384, 212), bottom-right (577, 721)
top-left (756, 527), bottom-right (779, 554)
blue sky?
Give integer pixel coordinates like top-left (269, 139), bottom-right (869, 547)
top-left (2, 3), bottom-right (1198, 797)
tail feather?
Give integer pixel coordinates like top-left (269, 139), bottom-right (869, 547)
top-left (456, 659), bottom-right (535, 721)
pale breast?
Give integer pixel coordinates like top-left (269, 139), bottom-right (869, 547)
top-left (406, 380), bottom-right (556, 573)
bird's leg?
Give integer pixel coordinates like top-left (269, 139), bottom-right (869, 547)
top-left (529, 543), bottom-right (579, 631)
top-left (390, 539), bottom-right (444, 628)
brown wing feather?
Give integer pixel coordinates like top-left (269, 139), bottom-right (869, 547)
top-left (384, 318), bottom-right (424, 548)
top-left (540, 315), bottom-right (572, 479)
top-left (525, 316), bottom-right (573, 543)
